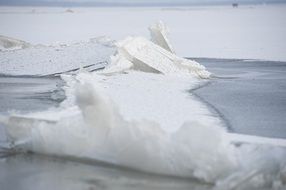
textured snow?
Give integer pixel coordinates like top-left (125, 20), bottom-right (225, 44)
top-left (0, 41), bottom-right (114, 76)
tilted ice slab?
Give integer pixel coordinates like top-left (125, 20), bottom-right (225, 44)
top-left (149, 21), bottom-right (175, 54)
top-left (102, 21), bottom-right (210, 79)
top-left (103, 36), bottom-right (211, 79)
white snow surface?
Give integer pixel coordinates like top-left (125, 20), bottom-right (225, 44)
top-left (0, 41), bottom-right (114, 76)
top-left (0, 5), bottom-right (286, 61)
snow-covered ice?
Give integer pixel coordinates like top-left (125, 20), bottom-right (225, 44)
top-left (0, 40), bottom-right (114, 76)
top-left (0, 4), bottom-right (285, 61)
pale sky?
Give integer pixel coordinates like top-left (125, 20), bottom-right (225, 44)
top-left (1, 0), bottom-right (285, 6)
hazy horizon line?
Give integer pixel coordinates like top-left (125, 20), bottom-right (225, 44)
top-left (1, 1), bottom-right (286, 7)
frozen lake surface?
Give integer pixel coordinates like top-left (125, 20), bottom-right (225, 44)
top-left (1, 58), bottom-right (285, 190)
top-left (1, 5), bottom-right (286, 61)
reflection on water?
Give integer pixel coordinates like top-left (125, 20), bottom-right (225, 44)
top-left (0, 153), bottom-right (211, 190)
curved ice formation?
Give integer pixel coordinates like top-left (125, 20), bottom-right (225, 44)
top-left (2, 72), bottom-right (237, 183)
top-left (2, 71), bottom-right (286, 188)
top-left (0, 35), bottom-right (31, 51)
top-left (103, 36), bottom-right (210, 78)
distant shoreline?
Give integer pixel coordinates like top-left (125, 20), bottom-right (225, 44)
top-left (1, 1), bottom-right (286, 8)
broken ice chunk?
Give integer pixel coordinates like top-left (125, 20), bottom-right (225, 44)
top-left (149, 21), bottom-right (175, 54)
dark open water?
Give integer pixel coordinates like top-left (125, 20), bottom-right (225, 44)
top-left (193, 58), bottom-right (286, 139)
